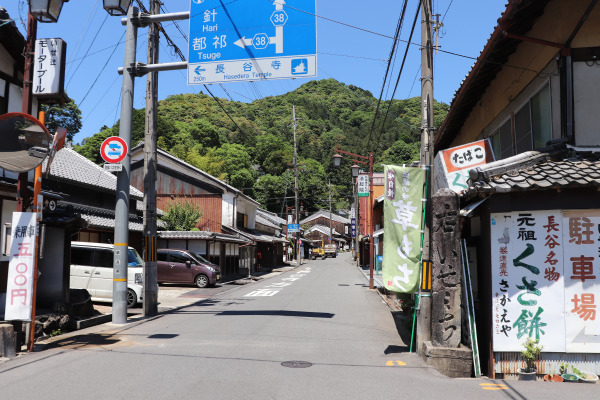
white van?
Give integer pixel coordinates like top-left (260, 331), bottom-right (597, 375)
top-left (70, 241), bottom-right (144, 308)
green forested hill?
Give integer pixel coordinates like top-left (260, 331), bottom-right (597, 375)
top-left (75, 78), bottom-right (448, 216)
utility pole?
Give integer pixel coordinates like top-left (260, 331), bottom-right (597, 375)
top-left (329, 179), bottom-right (332, 243)
top-left (143, 0), bottom-right (160, 316)
top-left (417, 0), bottom-right (434, 354)
top-left (292, 105), bottom-right (300, 266)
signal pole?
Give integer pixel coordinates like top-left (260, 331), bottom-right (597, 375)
top-left (417, 0), bottom-right (434, 354)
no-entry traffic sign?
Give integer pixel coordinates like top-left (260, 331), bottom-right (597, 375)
top-left (100, 136), bottom-right (128, 164)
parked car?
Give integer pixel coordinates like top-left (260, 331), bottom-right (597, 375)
top-left (70, 241), bottom-right (144, 308)
top-left (157, 249), bottom-right (221, 288)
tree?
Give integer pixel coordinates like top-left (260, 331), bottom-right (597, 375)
top-left (160, 201), bottom-right (203, 231)
top-left (41, 100), bottom-right (82, 141)
top-left (254, 174), bottom-right (286, 213)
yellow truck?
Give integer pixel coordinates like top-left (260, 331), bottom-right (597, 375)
top-left (311, 241), bottom-right (326, 260)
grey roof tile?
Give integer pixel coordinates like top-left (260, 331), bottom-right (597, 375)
top-left (44, 148), bottom-right (143, 199)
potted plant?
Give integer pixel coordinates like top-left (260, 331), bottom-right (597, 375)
top-left (518, 337), bottom-right (542, 381)
top-left (579, 371), bottom-right (599, 384)
top-left (560, 363), bottom-right (582, 383)
top-left (543, 371), bottom-right (564, 382)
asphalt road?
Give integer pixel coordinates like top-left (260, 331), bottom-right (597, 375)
top-left (1, 253), bottom-right (598, 399)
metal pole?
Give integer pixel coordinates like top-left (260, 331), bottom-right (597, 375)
top-left (355, 180), bottom-right (359, 262)
top-left (113, 6), bottom-right (138, 324)
top-left (143, 0), bottom-right (159, 316)
top-left (417, 0), bottom-right (434, 353)
top-left (292, 105), bottom-right (300, 266)
top-left (368, 154), bottom-right (374, 290)
top-left (329, 179), bottom-right (332, 243)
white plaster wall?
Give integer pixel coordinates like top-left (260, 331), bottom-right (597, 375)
top-left (7, 82), bottom-right (38, 115)
top-left (573, 61), bottom-right (600, 146)
top-left (188, 240), bottom-right (207, 255)
top-left (1, 200), bottom-right (17, 262)
top-left (222, 193), bottom-right (234, 227)
top-left (0, 46), bottom-right (14, 75)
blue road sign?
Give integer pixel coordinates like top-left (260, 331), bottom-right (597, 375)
top-left (288, 223), bottom-right (300, 233)
top-left (188, 0), bottom-right (317, 85)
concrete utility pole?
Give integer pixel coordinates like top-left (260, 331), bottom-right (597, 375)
top-left (113, 6), bottom-right (138, 324)
top-left (143, 0), bottom-right (160, 316)
top-left (417, 0), bottom-right (434, 354)
top-left (292, 105), bottom-right (300, 266)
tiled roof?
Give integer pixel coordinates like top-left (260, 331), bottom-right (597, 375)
top-left (158, 230), bottom-right (248, 243)
top-left (223, 226), bottom-right (286, 243)
top-left (257, 208), bottom-right (286, 225)
top-left (300, 210), bottom-right (351, 225)
top-left (256, 214), bottom-right (279, 229)
top-left (305, 224), bottom-right (341, 236)
top-left (44, 148), bottom-right (143, 199)
top-left (463, 146), bottom-right (600, 198)
top-left (62, 201), bottom-right (144, 232)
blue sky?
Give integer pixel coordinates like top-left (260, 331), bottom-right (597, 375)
top-left (4, 0), bottom-right (508, 145)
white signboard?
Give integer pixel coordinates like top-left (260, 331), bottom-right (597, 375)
top-left (4, 212), bottom-right (38, 321)
top-left (357, 175), bottom-right (369, 197)
top-left (434, 139), bottom-right (495, 194)
top-left (33, 38), bottom-right (66, 97)
top-left (491, 210), bottom-right (600, 352)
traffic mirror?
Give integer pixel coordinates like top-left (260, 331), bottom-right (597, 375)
top-left (0, 112), bottom-right (51, 173)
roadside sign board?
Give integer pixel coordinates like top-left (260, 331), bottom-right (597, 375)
top-left (188, 0), bottom-right (317, 85)
top-left (351, 218), bottom-right (356, 237)
top-left (103, 163), bottom-right (123, 172)
top-left (288, 223), bottom-right (300, 233)
top-left (434, 139), bottom-right (495, 194)
top-left (358, 175), bottom-right (369, 197)
top-left (100, 136), bottom-right (128, 164)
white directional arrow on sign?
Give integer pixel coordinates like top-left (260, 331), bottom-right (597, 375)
top-left (233, 0), bottom-right (285, 53)
top-left (234, 37), bottom-right (254, 48)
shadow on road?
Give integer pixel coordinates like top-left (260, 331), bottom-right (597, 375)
top-left (216, 310), bottom-right (335, 318)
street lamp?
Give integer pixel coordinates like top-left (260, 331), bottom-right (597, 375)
top-left (103, 0), bottom-right (130, 16)
top-left (28, 0), bottom-right (69, 23)
top-left (332, 146), bottom-right (375, 289)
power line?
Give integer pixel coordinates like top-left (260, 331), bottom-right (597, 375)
top-left (375, 0), bottom-right (422, 146)
top-left (78, 30), bottom-right (126, 107)
top-left (66, 13), bottom-right (109, 88)
top-left (365, 0), bottom-right (409, 151)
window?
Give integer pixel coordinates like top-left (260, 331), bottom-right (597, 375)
top-left (489, 83), bottom-right (552, 160)
top-left (515, 84), bottom-right (552, 152)
top-left (96, 249), bottom-right (113, 268)
top-left (71, 248), bottom-right (94, 265)
top-left (531, 84), bottom-right (552, 148)
top-left (170, 251), bottom-right (190, 264)
top-left (157, 250), bottom-right (168, 262)
top-left (490, 119), bottom-right (513, 160)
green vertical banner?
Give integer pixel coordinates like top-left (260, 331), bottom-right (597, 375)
top-left (383, 165), bottom-right (426, 293)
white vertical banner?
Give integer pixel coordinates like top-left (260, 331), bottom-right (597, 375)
top-left (491, 211), bottom-right (566, 352)
top-left (4, 212), bottom-right (38, 321)
top-left (562, 210), bottom-right (600, 352)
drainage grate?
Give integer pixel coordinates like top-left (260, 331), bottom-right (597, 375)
top-left (281, 360), bottom-right (313, 368)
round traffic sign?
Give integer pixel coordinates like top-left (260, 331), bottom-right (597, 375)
top-left (100, 136), bottom-right (128, 164)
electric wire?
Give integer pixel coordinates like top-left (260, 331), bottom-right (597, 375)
top-left (66, 13), bottom-right (109, 89)
top-left (78, 30), bottom-right (126, 107)
top-left (375, 0), bottom-right (422, 146)
top-left (365, 0), bottom-right (409, 152)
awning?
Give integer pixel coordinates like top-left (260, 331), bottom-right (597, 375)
top-left (223, 226), bottom-right (286, 244)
